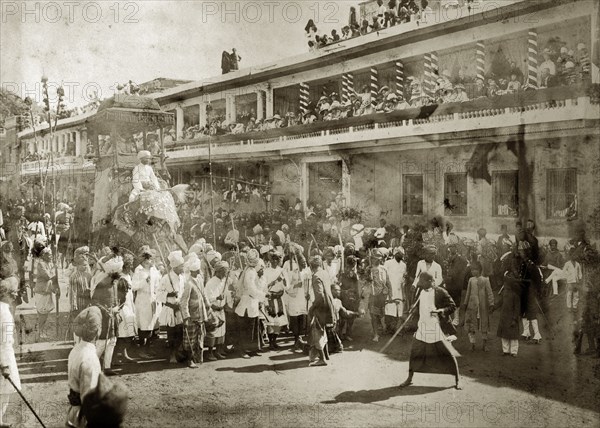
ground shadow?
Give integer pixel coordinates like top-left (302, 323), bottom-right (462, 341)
top-left (323, 385), bottom-right (452, 404)
top-left (215, 359), bottom-right (309, 373)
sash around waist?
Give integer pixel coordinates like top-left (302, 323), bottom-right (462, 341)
top-left (68, 389), bottom-right (81, 406)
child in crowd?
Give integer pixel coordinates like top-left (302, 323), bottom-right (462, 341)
top-left (563, 249), bottom-right (582, 313)
top-left (331, 284), bottom-right (360, 352)
top-left (461, 262), bottom-right (494, 351)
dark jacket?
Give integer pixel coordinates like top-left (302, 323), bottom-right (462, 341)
top-left (412, 286), bottom-right (457, 337)
top-left (309, 269), bottom-right (337, 326)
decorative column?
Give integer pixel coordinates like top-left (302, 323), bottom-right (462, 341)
top-left (430, 51), bottom-right (439, 87)
top-left (175, 106), bottom-right (184, 141)
top-left (199, 101), bottom-right (208, 128)
top-left (265, 86), bottom-right (274, 118)
top-left (527, 29), bottom-right (539, 88)
top-left (256, 90), bottom-right (265, 120)
top-left (476, 41), bottom-right (486, 82)
top-left (341, 74), bottom-right (349, 104)
top-left (370, 67), bottom-right (379, 108)
top-left (423, 53), bottom-right (433, 98)
top-left (299, 82), bottom-right (310, 113)
top-left (347, 73), bottom-right (354, 98)
top-left (395, 61), bottom-right (404, 97)
top-left (342, 73), bottom-right (354, 103)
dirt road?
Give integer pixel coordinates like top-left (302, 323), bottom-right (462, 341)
top-left (6, 276), bottom-right (600, 428)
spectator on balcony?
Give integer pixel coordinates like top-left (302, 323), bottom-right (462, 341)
top-left (231, 122), bottom-right (245, 134)
top-left (487, 79), bottom-right (499, 97)
top-left (538, 67), bottom-right (556, 89)
top-left (473, 78), bottom-right (487, 98)
top-left (506, 73), bottom-right (522, 94)
top-left (395, 93), bottom-right (411, 110)
top-left (230, 48), bottom-right (241, 71)
top-left (562, 61), bottom-right (578, 86)
top-left (508, 61), bottom-right (524, 84)
top-left (388, 0), bottom-right (398, 25)
top-left (349, 6), bottom-right (358, 28)
top-left (375, 0), bottom-right (386, 27)
top-left (436, 69), bottom-right (453, 92)
top-left (341, 26), bottom-right (351, 40)
top-left (577, 43), bottom-right (590, 77)
top-left (305, 20), bottom-right (318, 49)
top-left (148, 134), bottom-right (161, 155)
top-left (350, 23), bottom-right (361, 37)
top-left (360, 19), bottom-right (370, 35)
top-left (454, 84), bottom-right (469, 102)
top-left (331, 29), bottom-right (340, 43)
top-left (398, 3), bottom-right (410, 23)
top-left (539, 48), bottom-right (556, 77)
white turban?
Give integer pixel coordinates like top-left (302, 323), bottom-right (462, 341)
top-left (137, 150), bottom-right (152, 160)
top-left (102, 256), bottom-right (123, 274)
top-left (185, 256), bottom-right (201, 272)
top-left (189, 244), bottom-right (204, 256)
top-left (167, 251), bottom-right (184, 268)
top-left (206, 250), bottom-right (221, 265)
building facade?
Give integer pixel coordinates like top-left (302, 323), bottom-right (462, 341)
top-left (10, 0), bottom-right (600, 241)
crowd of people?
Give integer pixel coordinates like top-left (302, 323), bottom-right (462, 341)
top-left (170, 43), bottom-right (590, 145)
top-left (1, 193), bottom-right (600, 424)
top-left (305, 0), bottom-right (426, 51)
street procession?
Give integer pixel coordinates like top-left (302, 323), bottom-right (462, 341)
top-left (1, 0), bottom-right (600, 427)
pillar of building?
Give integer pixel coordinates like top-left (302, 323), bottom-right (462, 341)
top-left (527, 29), bottom-right (539, 88)
top-left (256, 90), bottom-right (265, 120)
top-left (176, 106), bottom-right (184, 141)
top-left (265, 87), bottom-right (274, 118)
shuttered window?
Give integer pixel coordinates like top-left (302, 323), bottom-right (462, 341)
top-left (444, 173), bottom-right (467, 216)
top-left (547, 169), bottom-right (577, 219)
top-left (492, 171), bottom-right (519, 217)
top-left (403, 174), bottom-right (424, 215)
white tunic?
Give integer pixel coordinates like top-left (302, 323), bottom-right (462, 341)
top-left (383, 259), bottom-right (407, 317)
top-left (117, 273), bottom-right (137, 338)
top-left (156, 271), bottom-right (184, 327)
top-left (0, 302), bottom-right (20, 395)
top-left (129, 163), bottom-right (160, 202)
top-left (283, 260), bottom-right (310, 316)
top-left (262, 267), bottom-right (288, 327)
top-left (412, 260), bottom-right (443, 287)
top-left (66, 341), bottom-right (101, 427)
top-left (132, 265), bottom-right (161, 331)
top-left (414, 289), bottom-right (446, 344)
top-left (235, 267), bottom-right (265, 319)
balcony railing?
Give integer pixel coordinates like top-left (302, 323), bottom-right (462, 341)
top-left (165, 84), bottom-right (597, 159)
top-left (20, 156), bottom-right (90, 174)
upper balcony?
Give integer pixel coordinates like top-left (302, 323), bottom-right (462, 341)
top-left (163, 84), bottom-right (599, 164)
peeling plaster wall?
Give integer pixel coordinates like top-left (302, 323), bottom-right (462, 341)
top-left (301, 133), bottom-right (600, 240)
top-left (270, 160), bottom-right (301, 208)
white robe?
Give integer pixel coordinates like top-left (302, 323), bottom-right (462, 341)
top-left (235, 267), bottom-right (265, 319)
top-left (117, 273), bottom-right (137, 338)
top-left (132, 265), bottom-right (161, 331)
top-left (66, 341), bottom-right (101, 427)
top-left (384, 259), bottom-right (407, 317)
top-left (129, 163), bottom-right (160, 202)
top-left (156, 271), bottom-right (184, 327)
top-left (0, 302), bottom-right (20, 395)
top-left (412, 260), bottom-right (443, 287)
top-left (283, 261), bottom-right (310, 317)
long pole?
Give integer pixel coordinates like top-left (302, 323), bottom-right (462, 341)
top-left (6, 376), bottom-right (47, 427)
top-left (208, 140), bottom-right (216, 249)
